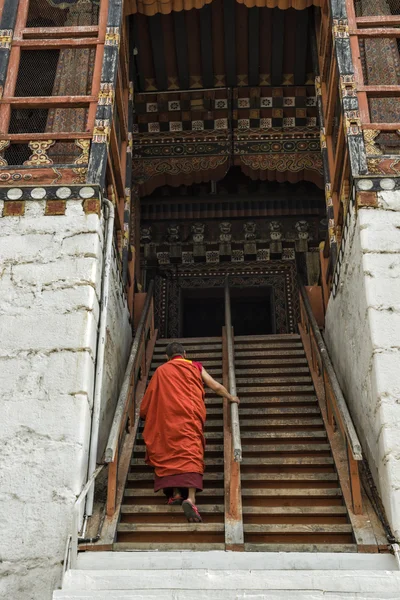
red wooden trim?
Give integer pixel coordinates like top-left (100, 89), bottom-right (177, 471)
top-left (351, 28), bottom-right (400, 37)
top-left (4, 132), bottom-right (92, 141)
top-left (325, 60), bottom-right (339, 136)
top-left (360, 85), bottom-right (400, 97)
top-left (345, 0), bottom-right (357, 28)
top-left (362, 123), bottom-right (400, 130)
top-left (14, 0), bottom-right (30, 38)
top-left (2, 95), bottom-right (96, 108)
top-left (0, 47), bottom-right (20, 133)
top-left (356, 15), bottom-right (400, 27)
top-left (22, 26), bottom-right (99, 39)
top-left (14, 38), bottom-right (99, 48)
top-left (98, 0), bottom-right (110, 42)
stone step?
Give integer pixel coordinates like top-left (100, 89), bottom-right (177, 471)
top-left (74, 550), bottom-right (397, 571)
top-left (57, 568), bottom-right (400, 595)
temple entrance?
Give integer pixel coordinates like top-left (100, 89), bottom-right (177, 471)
top-left (182, 286), bottom-right (275, 338)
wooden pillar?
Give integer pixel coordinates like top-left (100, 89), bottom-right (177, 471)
top-left (87, 0), bottom-right (124, 187)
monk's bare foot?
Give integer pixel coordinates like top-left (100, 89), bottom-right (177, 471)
top-left (182, 499), bottom-right (202, 523)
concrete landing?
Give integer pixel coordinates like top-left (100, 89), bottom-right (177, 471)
top-left (53, 551), bottom-right (400, 599)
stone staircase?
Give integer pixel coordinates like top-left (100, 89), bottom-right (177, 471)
top-left (116, 333), bottom-right (354, 552)
top-left (54, 551), bottom-right (400, 599)
top-left (53, 334), bottom-right (400, 599)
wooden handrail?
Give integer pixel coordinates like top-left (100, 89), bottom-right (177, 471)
top-left (104, 281), bottom-right (156, 517)
top-left (105, 281), bottom-right (155, 464)
top-left (298, 279), bottom-right (363, 514)
top-left (224, 278), bottom-right (242, 463)
top-left (298, 280), bottom-right (362, 460)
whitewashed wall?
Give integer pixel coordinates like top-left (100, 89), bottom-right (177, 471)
top-left (97, 247), bottom-right (132, 461)
top-left (325, 191), bottom-right (400, 540)
top-left (0, 199), bottom-right (131, 599)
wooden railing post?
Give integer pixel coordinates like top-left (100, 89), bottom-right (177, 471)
top-left (106, 445), bottom-right (118, 517)
top-left (347, 443), bottom-right (363, 515)
top-left (222, 326), bottom-right (244, 551)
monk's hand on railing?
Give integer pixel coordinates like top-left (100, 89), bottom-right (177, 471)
top-left (230, 396), bottom-right (240, 405)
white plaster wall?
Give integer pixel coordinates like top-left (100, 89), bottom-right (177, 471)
top-left (97, 248), bottom-right (132, 461)
top-left (325, 191), bottom-right (400, 540)
top-left (0, 199), bottom-right (131, 600)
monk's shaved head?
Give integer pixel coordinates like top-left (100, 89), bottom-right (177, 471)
top-left (165, 342), bottom-right (186, 359)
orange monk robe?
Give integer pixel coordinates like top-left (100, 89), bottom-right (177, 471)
top-left (139, 358), bottom-right (206, 478)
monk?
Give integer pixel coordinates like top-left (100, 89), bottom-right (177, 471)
top-left (140, 341), bottom-right (239, 523)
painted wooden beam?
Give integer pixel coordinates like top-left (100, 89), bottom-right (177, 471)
top-left (223, 0), bottom-right (236, 87)
top-left (173, 11), bottom-right (190, 90)
top-left (87, 0), bottom-right (124, 186)
top-left (271, 8), bottom-right (284, 86)
top-left (248, 7), bottom-right (260, 87)
top-left (0, 0), bottom-right (20, 104)
top-left (122, 81), bottom-right (134, 284)
top-left (148, 13), bottom-right (168, 91)
top-left (294, 8), bottom-right (309, 85)
top-left (199, 4), bottom-right (214, 89)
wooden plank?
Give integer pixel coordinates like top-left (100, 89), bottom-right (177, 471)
top-left (237, 387), bottom-right (316, 395)
top-left (350, 28), bottom-right (400, 37)
top-left (223, 0), bottom-right (236, 87)
top-left (235, 376), bottom-right (312, 384)
top-left (118, 523), bottom-right (224, 533)
top-left (3, 95), bottom-right (95, 108)
top-left (271, 8), bottom-right (285, 86)
top-left (241, 444), bottom-right (330, 452)
top-left (124, 488), bottom-right (224, 496)
top-left (4, 132), bottom-right (92, 141)
top-left (248, 7), bottom-right (260, 87)
top-left (199, 4), bottom-right (214, 88)
top-left (241, 488), bottom-right (343, 497)
top-left (14, 37), bottom-right (99, 48)
top-left (362, 123), bottom-right (400, 130)
top-left (245, 543), bottom-right (357, 552)
top-left (359, 85), bottom-right (400, 97)
top-left (294, 8), bottom-right (309, 85)
top-left (240, 430), bottom-right (327, 439)
top-left (238, 418), bottom-right (324, 426)
top-left (242, 506), bottom-right (347, 515)
top-left (356, 15), bottom-right (400, 26)
top-left (121, 504), bottom-right (224, 513)
top-left (21, 26), bottom-right (99, 39)
top-left (172, 11), bottom-right (190, 90)
top-left (237, 407), bottom-right (320, 415)
top-left (114, 542), bottom-right (226, 551)
top-left (243, 524), bottom-right (352, 533)
top-left (148, 13), bottom-right (168, 91)
top-left (241, 457), bottom-right (334, 465)
top-left (241, 472), bottom-right (338, 481)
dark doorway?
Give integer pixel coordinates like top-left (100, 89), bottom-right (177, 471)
top-left (182, 286), bottom-right (275, 338)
